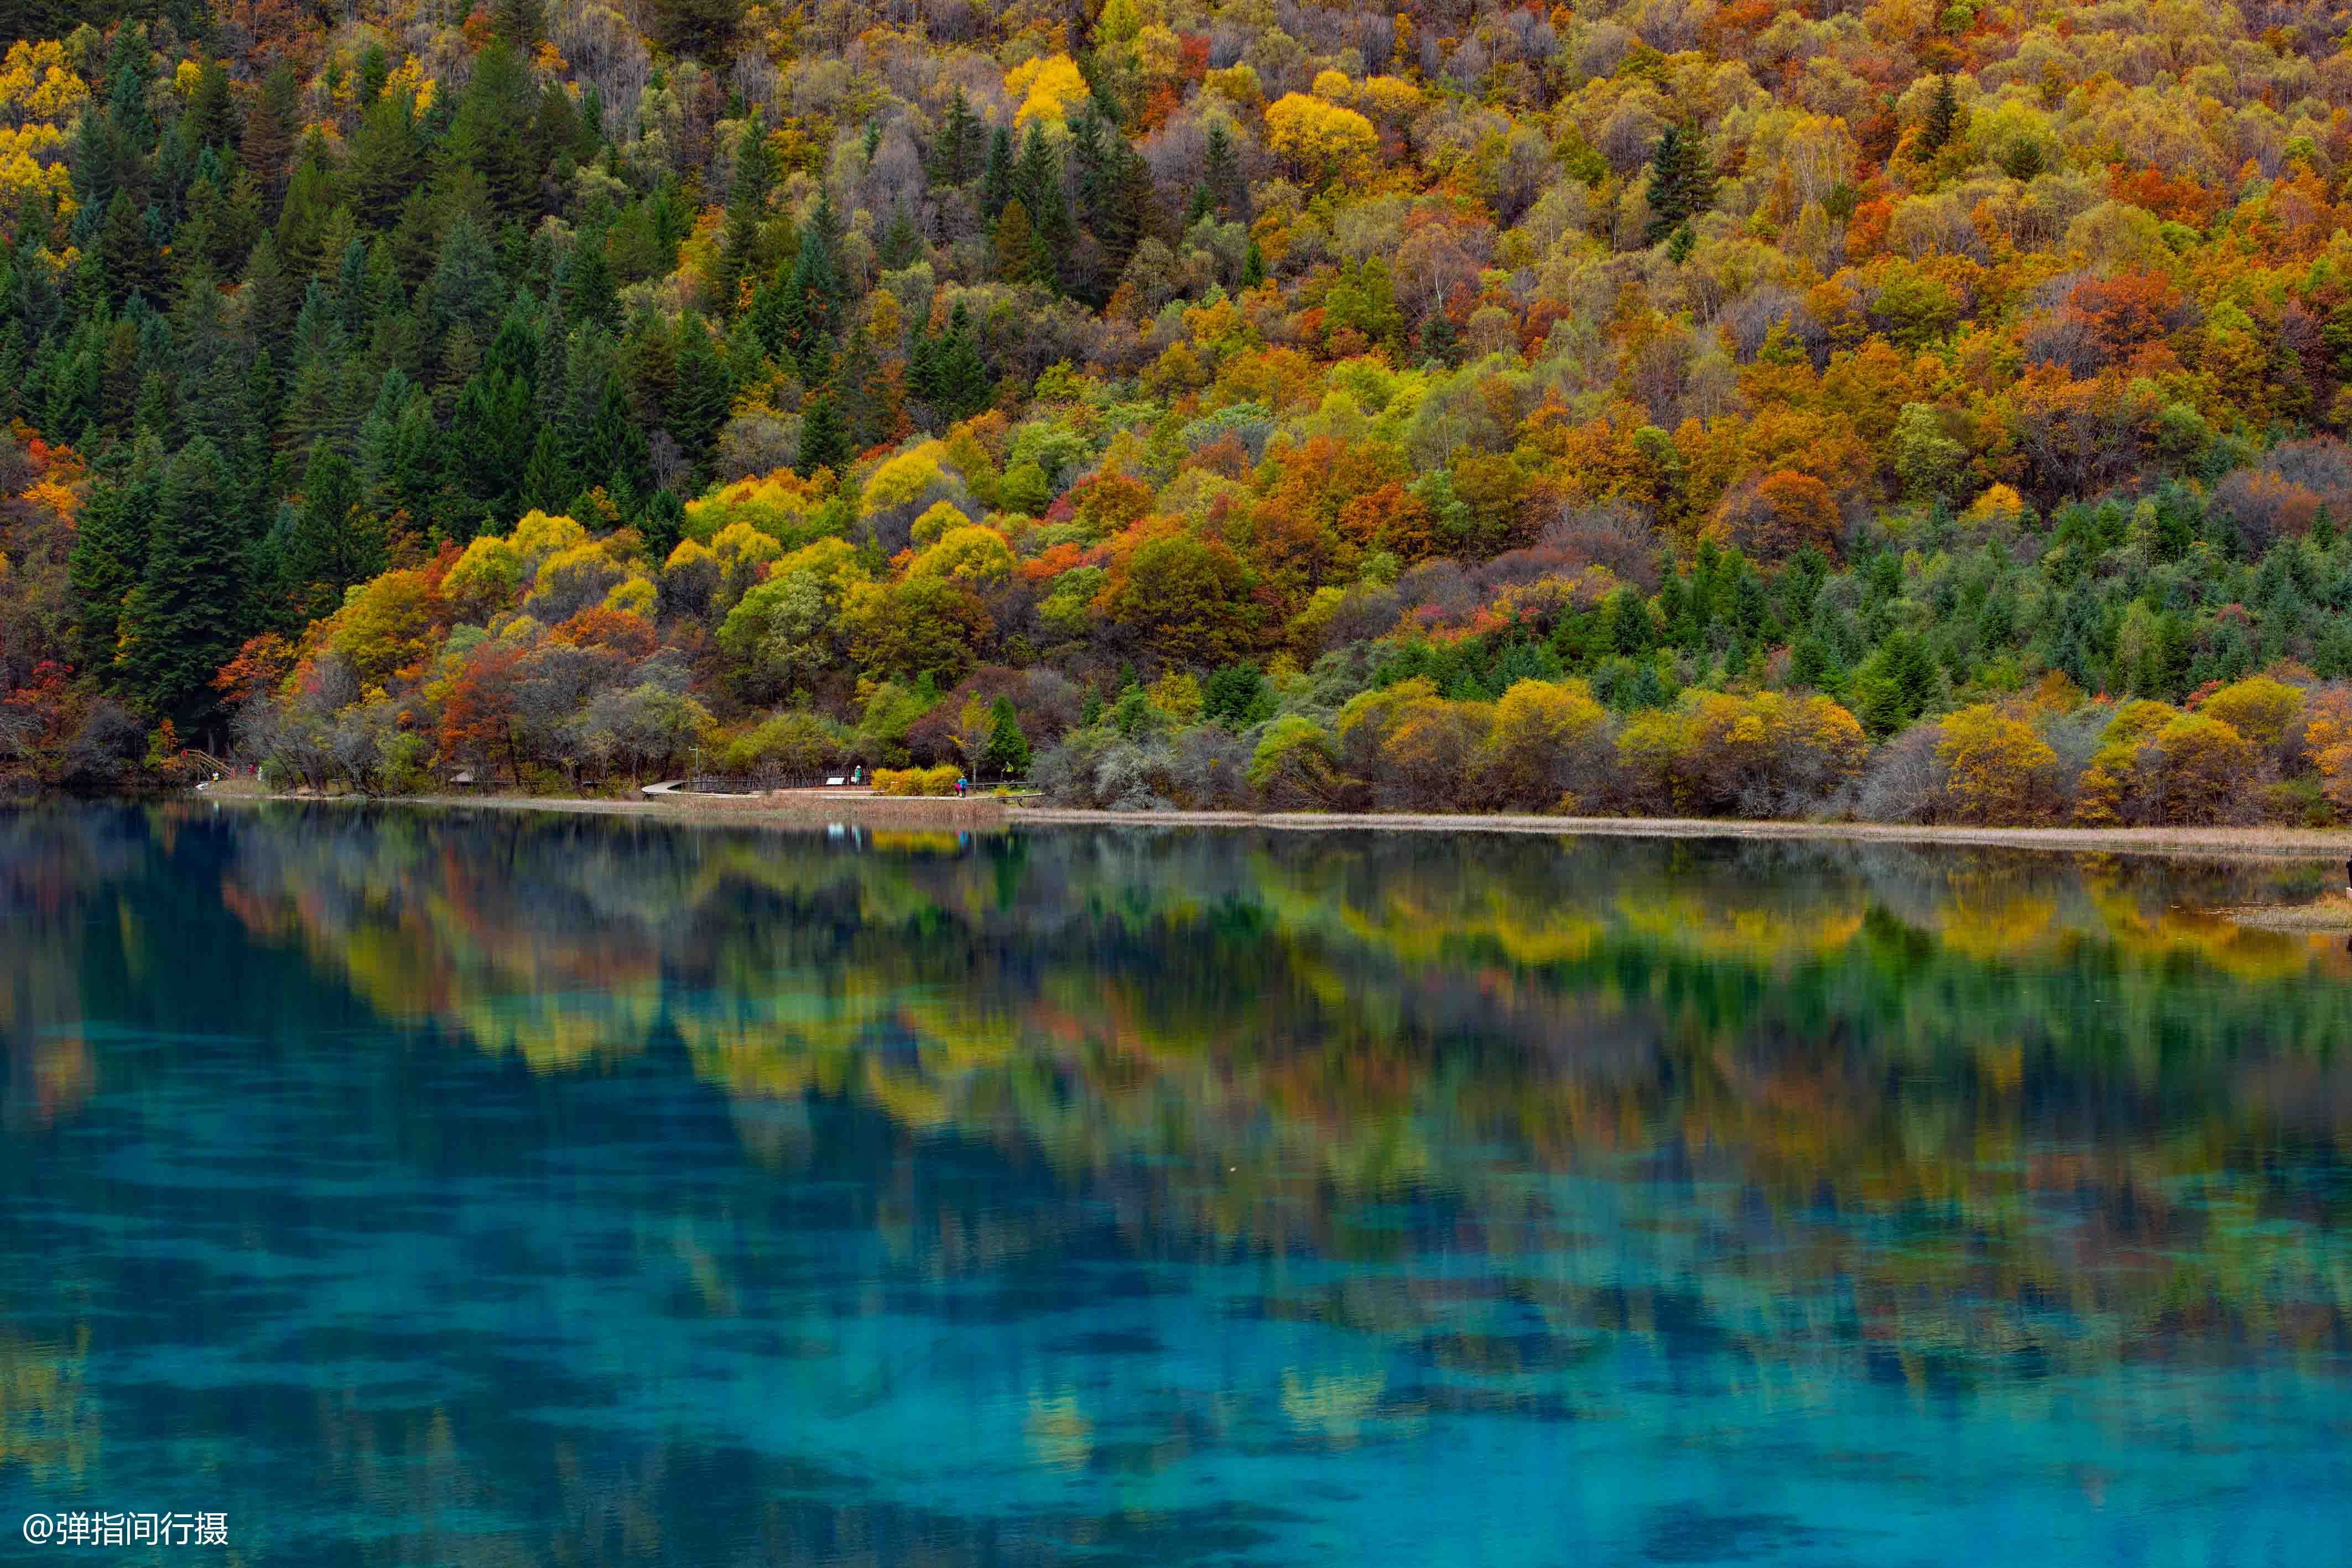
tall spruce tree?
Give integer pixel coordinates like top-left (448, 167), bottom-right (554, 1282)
top-left (978, 124), bottom-right (1016, 221)
top-left (797, 390), bottom-right (849, 475)
top-left (932, 89), bottom-right (983, 185)
top-left (1643, 120), bottom-right (1715, 246)
top-left (67, 435), bottom-right (166, 684)
top-left (1920, 74), bottom-right (1959, 155)
top-left (120, 437), bottom-right (247, 729)
top-left (282, 440), bottom-right (385, 621)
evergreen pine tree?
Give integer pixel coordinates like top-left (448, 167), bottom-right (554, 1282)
top-left (709, 113), bottom-right (776, 312)
top-left (772, 207), bottom-right (843, 376)
top-left (1101, 147), bottom-right (1153, 280)
top-left (1014, 126), bottom-right (1073, 289)
top-left (283, 439), bottom-right (384, 618)
top-left (906, 317), bottom-right (940, 409)
top-left (1643, 121), bottom-right (1715, 246)
top-left (984, 695), bottom-right (1030, 779)
top-left (1070, 109), bottom-right (1113, 234)
top-left (185, 59), bottom-right (237, 152)
top-left (345, 88), bottom-right (426, 230)
top-left (796, 390), bottom-right (849, 476)
top-left (67, 435), bottom-right (165, 685)
top-left (133, 369), bottom-right (174, 443)
top-left (936, 304), bottom-right (990, 420)
top-left (576, 369), bottom-right (652, 501)
top-left (642, 487), bottom-right (686, 559)
top-left (558, 230), bottom-right (620, 327)
top-left (670, 313), bottom-right (733, 468)
top-left (932, 89), bottom-right (982, 184)
top-left (992, 196), bottom-right (1038, 284)
top-left (1203, 120), bottom-right (1243, 218)
top-left (492, 0), bottom-right (546, 46)
top-left (98, 191), bottom-right (160, 305)
top-left (120, 437), bottom-right (248, 728)
top-left (519, 423), bottom-right (573, 512)
top-left (878, 202), bottom-right (923, 269)
top-left (1921, 73), bottom-right (1958, 156)
top-left (834, 329), bottom-right (886, 452)
top-left (978, 124), bottom-right (1016, 221)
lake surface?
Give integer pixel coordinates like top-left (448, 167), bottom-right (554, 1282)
top-left (3, 803), bottom-right (2350, 1566)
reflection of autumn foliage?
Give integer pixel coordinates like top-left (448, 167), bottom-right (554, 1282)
top-left (0, 1324), bottom-right (97, 1486)
top-left (49, 805), bottom-right (2347, 1356)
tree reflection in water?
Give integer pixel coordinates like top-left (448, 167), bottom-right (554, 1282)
top-left (2, 802), bottom-right (2348, 1566)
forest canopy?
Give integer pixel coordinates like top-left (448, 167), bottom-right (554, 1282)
top-left (6, 0), bottom-right (2352, 822)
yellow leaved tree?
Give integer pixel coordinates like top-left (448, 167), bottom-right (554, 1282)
top-left (1006, 54), bottom-right (1090, 131)
top-left (1264, 93), bottom-right (1378, 187)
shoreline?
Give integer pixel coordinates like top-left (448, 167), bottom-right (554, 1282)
top-left (173, 785), bottom-right (2352, 863)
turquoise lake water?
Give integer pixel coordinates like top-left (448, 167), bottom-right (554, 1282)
top-left (3, 803), bottom-right (2350, 1565)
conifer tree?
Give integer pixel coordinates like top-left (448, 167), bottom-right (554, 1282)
top-left (834, 329), bottom-right (887, 451)
top-left (710, 113), bottom-right (776, 312)
top-left (97, 192), bottom-right (160, 305)
top-left (878, 202), bottom-right (923, 269)
top-left (932, 90), bottom-right (982, 185)
top-left (558, 231), bottom-right (620, 328)
top-left (68, 436), bottom-right (165, 684)
top-left (670, 314), bottom-right (734, 468)
top-left (1643, 121), bottom-right (1715, 246)
top-left (1203, 121), bottom-right (1243, 218)
top-left (978, 124), bottom-right (1016, 221)
top-left (346, 88), bottom-right (426, 229)
top-left (185, 59), bottom-right (237, 152)
top-left (519, 424), bottom-right (573, 512)
top-left (797, 390), bottom-right (849, 476)
top-left (120, 437), bottom-right (247, 728)
top-left (1920, 74), bottom-right (1959, 155)
top-left (283, 440), bottom-right (384, 619)
top-left (642, 487), bottom-right (686, 559)
top-left (984, 696), bottom-right (1030, 778)
top-left (935, 304), bottom-right (990, 420)
top-left (992, 197), bottom-right (1038, 284)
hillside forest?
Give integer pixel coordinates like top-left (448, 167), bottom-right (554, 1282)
top-left (10, 0), bottom-right (2352, 822)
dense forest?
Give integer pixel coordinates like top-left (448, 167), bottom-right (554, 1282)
top-left (8, 0), bottom-right (2352, 822)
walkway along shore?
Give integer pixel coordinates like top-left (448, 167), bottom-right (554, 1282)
top-left (188, 780), bottom-right (2352, 864)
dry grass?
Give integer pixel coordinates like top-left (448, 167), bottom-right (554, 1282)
top-left (1012, 806), bottom-right (2352, 863)
top-left (2213, 895), bottom-right (2352, 932)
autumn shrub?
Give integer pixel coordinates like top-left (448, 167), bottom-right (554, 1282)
top-left (2303, 684), bottom-right (2352, 817)
top-left (2210, 470), bottom-right (2323, 553)
top-left (2138, 713), bottom-right (2256, 824)
top-left (1709, 470), bottom-right (1842, 564)
top-left (2194, 674), bottom-right (2304, 759)
top-left (1335, 678), bottom-right (1495, 810)
top-left (871, 765), bottom-right (960, 796)
top-left (2070, 700), bottom-right (2180, 825)
top-left (721, 711), bottom-right (851, 779)
top-left (1616, 690), bottom-right (1867, 816)
top-left (1247, 716), bottom-right (1349, 809)
top-left (1932, 704), bottom-right (2062, 824)
top-left (1854, 720), bottom-right (1945, 822)
top-left (2074, 700), bottom-right (2256, 824)
top-left (1474, 678), bottom-right (1618, 811)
